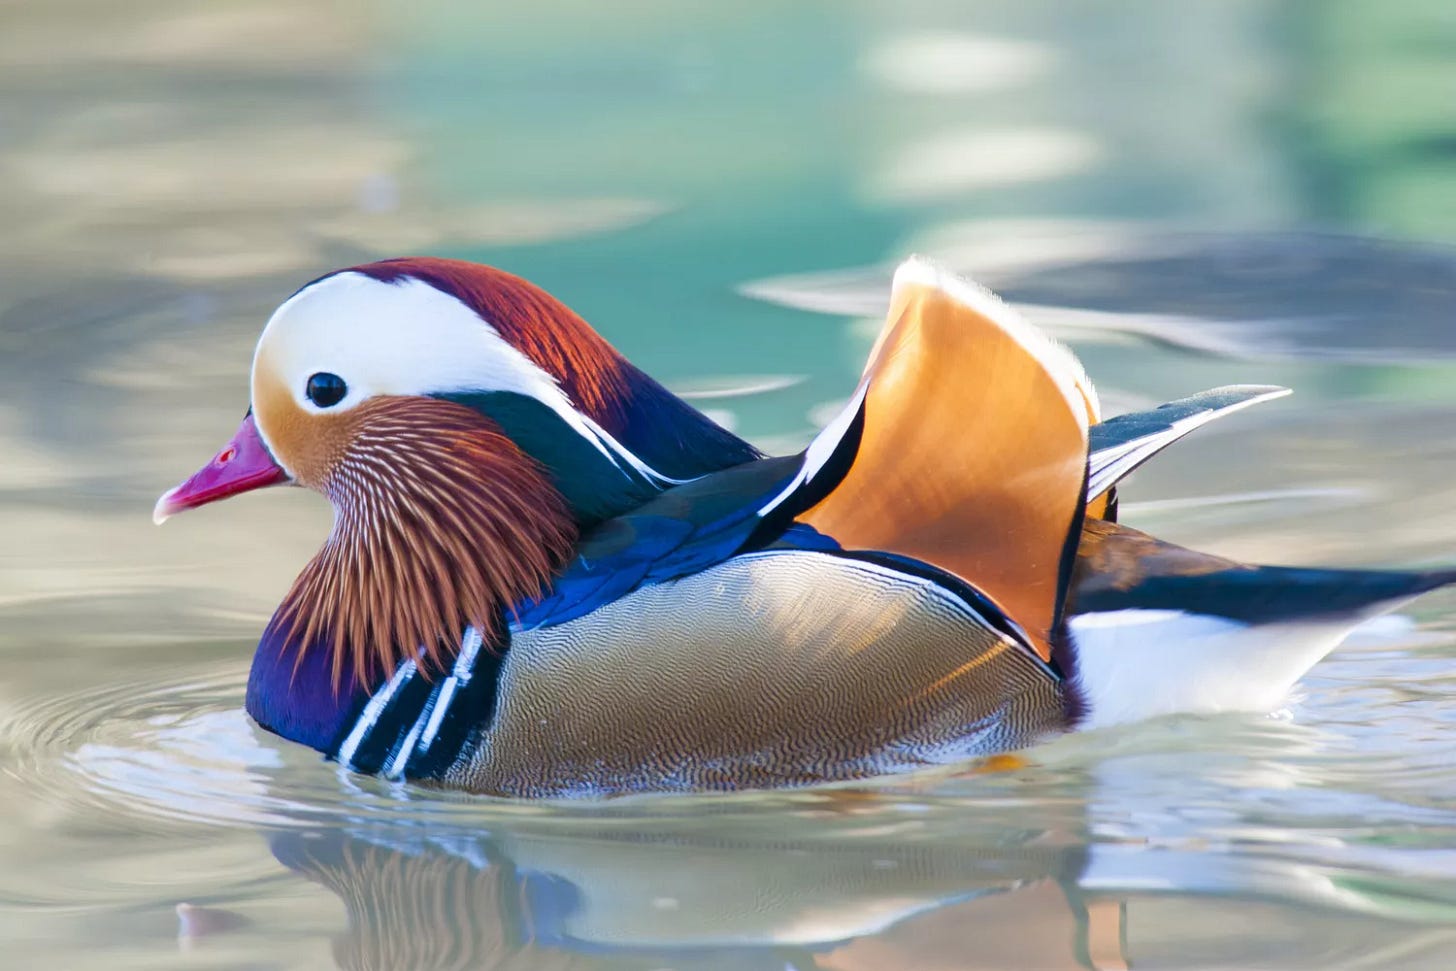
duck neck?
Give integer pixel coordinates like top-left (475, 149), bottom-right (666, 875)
top-left (587, 360), bottom-right (762, 482)
top-left (438, 378), bottom-right (761, 530)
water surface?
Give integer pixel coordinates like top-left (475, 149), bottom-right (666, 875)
top-left (3, 2), bottom-right (1456, 968)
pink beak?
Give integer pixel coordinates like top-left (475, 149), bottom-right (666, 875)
top-left (153, 412), bottom-right (290, 524)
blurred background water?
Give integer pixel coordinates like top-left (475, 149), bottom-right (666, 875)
top-left (2, 1), bottom-right (1456, 968)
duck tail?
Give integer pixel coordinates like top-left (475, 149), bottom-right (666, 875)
top-left (1066, 521), bottom-right (1456, 728)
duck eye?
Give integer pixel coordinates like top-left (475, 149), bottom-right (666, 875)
top-left (305, 372), bottom-right (348, 408)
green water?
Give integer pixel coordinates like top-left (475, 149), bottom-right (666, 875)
top-left (4, 1), bottom-right (1456, 968)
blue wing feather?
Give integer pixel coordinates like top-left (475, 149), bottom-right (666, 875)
top-left (513, 455), bottom-right (819, 629)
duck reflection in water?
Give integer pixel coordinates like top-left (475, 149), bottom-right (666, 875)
top-left (266, 804), bottom-right (1128, 971)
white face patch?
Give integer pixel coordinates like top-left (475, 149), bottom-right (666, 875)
top-left (252, 272), bottom-right (685, 485)
top-left (254, 273), bottom-right (576, 417)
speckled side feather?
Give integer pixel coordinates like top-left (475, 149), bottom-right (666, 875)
top-left (450, 551), bottom-right (1065, 797)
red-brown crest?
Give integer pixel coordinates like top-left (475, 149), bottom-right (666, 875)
top-left (351, 258), bottom-right (640, 431)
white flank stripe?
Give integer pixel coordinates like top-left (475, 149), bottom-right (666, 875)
top-left (419, 626), bottom-right (485, 753)
top-left (335, 659), bottom-right (417, 767)
top-left (453, 625), bottom-right (485, 680)
top-left (418, 681), bottom-right (458, 753)
top-left (384, 712), bottom-right (427, 779)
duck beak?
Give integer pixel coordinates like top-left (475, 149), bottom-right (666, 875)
top-left (153, 412), bottom-right (290, 524)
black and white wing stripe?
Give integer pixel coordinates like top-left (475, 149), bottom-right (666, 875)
top-left (332, 625), bottom-right (502, 780)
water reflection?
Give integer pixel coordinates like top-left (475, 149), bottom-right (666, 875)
top-left (269, 811), bottom-right (1121, 971)
top-left (258, 773), bottom-right (1456, 971)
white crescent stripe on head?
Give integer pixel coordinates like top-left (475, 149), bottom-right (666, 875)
top-left (255, 273), bottom-right (690, 487)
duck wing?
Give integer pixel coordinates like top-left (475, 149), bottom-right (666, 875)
top-left (513, 454), bottom-right (811, 630)
top-left (758, 257), bottom-right (1093, 660)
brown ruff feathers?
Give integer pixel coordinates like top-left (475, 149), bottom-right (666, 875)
top-left (270, 396), bottom-right (578, 689)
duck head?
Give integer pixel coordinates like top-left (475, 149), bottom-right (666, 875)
top-left (155, 258), bottom-right (757, 690)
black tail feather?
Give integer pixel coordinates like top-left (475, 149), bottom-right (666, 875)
top-left (1073, 564), bottom-right (1456, 625)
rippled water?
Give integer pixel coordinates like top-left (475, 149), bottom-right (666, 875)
top-left (4, 1), bottom-right (1456, 968)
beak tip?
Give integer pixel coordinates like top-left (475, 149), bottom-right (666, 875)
top-left (152, 490), bottom-right (177, 526)
top-left (153, 413), bottom-right (289, 525)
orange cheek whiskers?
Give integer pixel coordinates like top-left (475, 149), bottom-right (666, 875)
top-left (273, 397), bottom-right (577, 691)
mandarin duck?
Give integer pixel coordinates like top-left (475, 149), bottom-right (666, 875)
top-left (155, 256), bottom-right (1456, 797)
